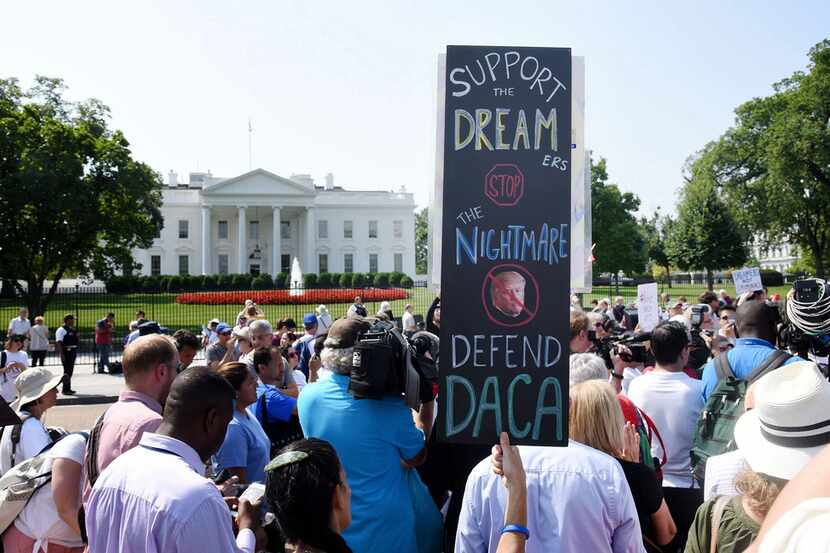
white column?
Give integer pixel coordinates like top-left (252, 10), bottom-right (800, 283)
top-left (305, 207), bottom-right (315, 274)
top-left (201, 206), bottom-right (211, 275)
top-left (272, 207), bottom-right (281, 276)
top-left (238, 206), bottom-right (247, 273)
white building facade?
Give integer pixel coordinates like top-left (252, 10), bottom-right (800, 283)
top-left (752, 237), bottom-right (798, 273)
top-left (133, 169), bottom-right (417, 277)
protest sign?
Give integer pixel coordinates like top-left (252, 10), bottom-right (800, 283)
top-left (438, 45), bottom-right (572, 446)
top-left (733, 267), bottom-right (763, 295)
top-left (637, 282), bottom-right (659, 332)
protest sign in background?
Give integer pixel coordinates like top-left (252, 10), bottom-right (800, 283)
top-left (733, 267), bottom-right (763, 295)
top-left (438, 46), bottom-right (572, 446)
top-left (637, 282), bottom-right (659, 332)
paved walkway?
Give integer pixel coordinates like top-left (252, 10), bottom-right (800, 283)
top-left (46, 363), bottom-right (125, 405)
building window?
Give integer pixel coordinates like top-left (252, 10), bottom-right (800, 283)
top-left (154, 220), bottom-right (162, 239)
top-left (393, 220), bottom-right (403, 239)
top-left (178, 255), bottom-right (189, 276)
top-left (319, 254), bottom-right (329, 273)
top-left (369, 220), bottom-right (378, 239)
top-left (250, 220), bottom-right (259, 240)
top-left (281, 221), bottom-right (291, 239)
top-left (218, 220), bottom-right (228, 240)
top-left (369, 254), bottom-right (378, 274)
top-left (281, 254), bottom-right (291, 273)
top-left (394, 253), bottom-right (403, 273)
top-left (250, 264), bottom-right (260, 276)
top-left (344, 220), bottom-right (353, 239)
top-left (218, 254), bottom-right (229, 274)
top-left (178, 220), bottom-right (189, 239)
top-left (318, 220), bottom-right (328, 239)
top-left (344, 254), bottom-right (354, 274)
top-left (151, 255), bottom-right (161, 276)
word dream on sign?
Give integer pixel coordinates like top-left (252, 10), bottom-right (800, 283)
top-left (732, 268), bottom-right (763, 295)
top-left (439, 46), bottom-right (572, 447)
top-left (636, 283), bottom-right (659, 332)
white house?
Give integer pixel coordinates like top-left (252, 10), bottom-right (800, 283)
top-left (133, 169), bottom-right (417, 277)
top-left (752, 237), bottom-right (798, 273)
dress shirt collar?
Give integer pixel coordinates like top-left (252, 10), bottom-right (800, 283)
top-left (138, 432), bottom-right (205, 474)
top-left (118, 389), bottom-right (163, 414)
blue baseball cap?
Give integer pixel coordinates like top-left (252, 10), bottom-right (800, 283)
top-left (303, 313), bottom-right (318, 328)
top-left (216, 323), bottom-right (232, 334)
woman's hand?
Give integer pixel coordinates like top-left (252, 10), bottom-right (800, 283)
top-left (619, 422), bottom-right (641, 463)
top-left (491, 432), bottom-right (525, 490)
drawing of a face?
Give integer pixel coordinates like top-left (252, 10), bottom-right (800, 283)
top-left (490, 271), bottom-right (526, 318)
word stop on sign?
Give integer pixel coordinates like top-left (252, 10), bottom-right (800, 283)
top-left (485, 164), bottom-right (525, 207)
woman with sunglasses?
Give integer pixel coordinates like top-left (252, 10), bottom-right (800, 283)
top-left (1, 334), bottom-right (30, 403)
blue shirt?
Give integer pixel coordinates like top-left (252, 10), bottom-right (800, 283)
top-left (298, 373), bottom-right (425, 553)
top-left (701, 338), bottom-right (801, 400)
top-left (213, 409), bottom-right (271, 483)
top-left (253, 383), bottom-right (296, 423)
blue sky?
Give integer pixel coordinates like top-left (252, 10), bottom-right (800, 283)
top-left (2, 1), bottom-right (828, 216)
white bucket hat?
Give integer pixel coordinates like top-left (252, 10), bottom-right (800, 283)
top-left (10, 368), bottom-right (64, 411)
top-left (735, 360), bottom-right (830, 480)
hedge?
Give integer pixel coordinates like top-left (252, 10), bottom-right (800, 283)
top-left (106, 271), bottom-right (414, 294)
top-left (176, 288), bottom-right (410, 305)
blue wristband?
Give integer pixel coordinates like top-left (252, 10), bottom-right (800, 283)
top-left (501, 524), bottom-right (530, 540)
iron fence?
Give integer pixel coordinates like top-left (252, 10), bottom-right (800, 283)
top-left (0, 283), bottom-right (437, 369)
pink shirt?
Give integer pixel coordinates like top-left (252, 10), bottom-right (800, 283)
top-left (84, 390), bottom-right (162, 500)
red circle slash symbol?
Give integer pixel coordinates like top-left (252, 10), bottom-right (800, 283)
top-left (485, 164), bottom-right (525, 207)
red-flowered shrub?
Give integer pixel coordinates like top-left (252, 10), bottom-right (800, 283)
top-left (175, 288), bottom-right (409, 305)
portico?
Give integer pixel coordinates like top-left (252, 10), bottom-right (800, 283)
top-left (199, 169), bottom-right (318, 276)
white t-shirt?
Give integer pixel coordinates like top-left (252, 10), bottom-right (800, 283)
top-left (401, 311), bottom-right (416, 332)
top-left (15, 433), bottom-right (86, 547)
top-left (8, 318), bottom-right (31, 337)
top-left (0, 415), bottom-right (51, 474)
top-left (55, 326), bottom-right (67, 343)
top-left (29, 325), bottom-right (50, 351)
top-left (293, 370), bottom-right (307, 389)
top-left (627, 370), bottom-right (704, 488)
top-left (1, 350), bottom-right (29, 402)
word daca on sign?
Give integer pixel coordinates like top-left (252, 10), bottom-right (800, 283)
top-left (449, 50), bottom-right (567, 103)
top-left (455, 222), bottom-right (569, 266)
top-left (454, 107), bottom-right (559, 152)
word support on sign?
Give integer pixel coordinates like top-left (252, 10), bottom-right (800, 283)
top-left (439, 45), bottom-right (572, 447)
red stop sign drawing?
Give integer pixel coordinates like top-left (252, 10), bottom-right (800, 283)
top-left (485, 164), bottom-right (525, 207)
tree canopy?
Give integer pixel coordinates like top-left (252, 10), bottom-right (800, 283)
top-left (667, 156), bottom-right (747, 289)
top-left (415, 206), bottom-right (428, 275)
top-left (0, 76), bottom-right (163, 315)
top-left (590, 156), bottom-right (647, 276)
top-left (640, 208), bottom-right (674, 286)
top-left (705, 39), bottom-right (830, 277)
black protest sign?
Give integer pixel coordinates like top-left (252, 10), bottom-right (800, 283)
top-left (438, 46), bottom-right (571, 446)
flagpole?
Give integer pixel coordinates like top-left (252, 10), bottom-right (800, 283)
top-left (248, 117), bottom-right (252, 171)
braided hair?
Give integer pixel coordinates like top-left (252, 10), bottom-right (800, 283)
top-left (265, 439), bottom-right (352, 553)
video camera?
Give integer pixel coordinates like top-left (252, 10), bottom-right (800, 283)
top-left (781, 278), bottom-right (830, 374)
top-left (589, 326), bottom-right (654, 370)
top-left (348, 319), bottom-right (439, 409)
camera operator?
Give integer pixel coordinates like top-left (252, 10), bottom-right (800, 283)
top-left (684, 305), bottom-right (717, 374)
top-left (569, 311), bottom-right (592, 354)
top-left (700, 300), bottom-right (800, 400)
top-left (297, 318), bottom-right (431, 553)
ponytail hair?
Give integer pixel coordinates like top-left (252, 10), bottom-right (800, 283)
top-left (265, 438), bottom-right (352, 553)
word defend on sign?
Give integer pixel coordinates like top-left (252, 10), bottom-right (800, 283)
top-left (636, 283), bottom-right (659, 333)
top-left (439, 46), bottom-right (572, 446)
top-left (733, 267), bottom-right (763, 295)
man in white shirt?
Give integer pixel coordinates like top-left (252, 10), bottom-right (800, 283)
top-left (8, 307), bottom-right (31, 348)
top-left (86, 366), bottom-right (262, 553)
top-left (401, 304), bottom-right (417, 334)
top-left (627, 320), bottom-right (704, 552)
top-left (456, 440), bottom-right (644, 553)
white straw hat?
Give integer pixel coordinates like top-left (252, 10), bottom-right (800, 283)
top-left (10, 368), bottom-right (64, 411)
top-left (735, 360), bottom-right (830, 480)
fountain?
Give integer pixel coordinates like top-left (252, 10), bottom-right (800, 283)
top-left (289, 257), bottom-right (304, 296)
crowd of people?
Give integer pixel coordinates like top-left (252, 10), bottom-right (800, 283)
top-left (0, 288), bottom-right (827, 552)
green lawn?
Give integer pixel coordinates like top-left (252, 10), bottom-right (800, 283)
top-left (0, 281), bottom-right (793, 339)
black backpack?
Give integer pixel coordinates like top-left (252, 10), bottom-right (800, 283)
top-left (690, 349), bottom-right (791, 486)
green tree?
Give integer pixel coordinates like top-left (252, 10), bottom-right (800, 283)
top-left (706, 40), bottom-right (830, 277)
top-left (590, 156), bottom-right (647, 275)
top-left (0, 77), bottom-right (163, 315)
top-left (667, 159), bottom-right (748, 290)
top-left (641, 209), bottom-right (674, 287)
top-left (415, 206), bottom-right (428, 274)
